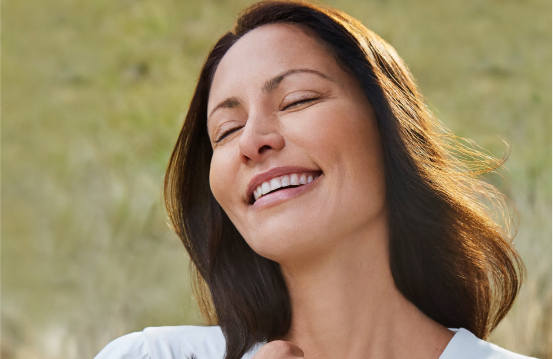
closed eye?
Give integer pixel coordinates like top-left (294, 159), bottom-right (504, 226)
top-left (282, 97), bottom-right (319, 111)
top-left (214, 97), bottom-right (319, 142)
top-left (215, 126), bottom-right (242, 143)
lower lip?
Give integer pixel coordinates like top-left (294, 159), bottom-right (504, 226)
top-left (250, 174), bottom-right (323, 210)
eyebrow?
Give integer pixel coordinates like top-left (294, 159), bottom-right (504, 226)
top-left (262, 68), bottom-right (333, 93)
top-left (207, 68), bottom-right (334, 121)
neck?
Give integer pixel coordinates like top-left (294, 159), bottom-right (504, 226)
top-left (275, 214), bottom-right (453, 359)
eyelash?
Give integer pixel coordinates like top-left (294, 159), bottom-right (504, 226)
top-left (215, 127), bottom-right (241, 143)
top-left (282, 97), bottom-right (318, 111)
top-left (214, 97), bottom-right (319, 143)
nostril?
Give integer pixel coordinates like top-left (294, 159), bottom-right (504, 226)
top-left (258, 145), bottom-right (272, 154)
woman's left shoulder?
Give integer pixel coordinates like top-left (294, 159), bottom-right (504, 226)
top-left (441, 328), bottom-right (536, 359)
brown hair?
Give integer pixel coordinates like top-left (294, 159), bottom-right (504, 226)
top-left (164, 1), bottom-right (524, 358)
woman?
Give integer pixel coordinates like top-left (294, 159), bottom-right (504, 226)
top-left (96, 1), bottom-right (532, 358)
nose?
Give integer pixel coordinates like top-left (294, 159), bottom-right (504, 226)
top-left (238, 112), bottom-right (285, 164)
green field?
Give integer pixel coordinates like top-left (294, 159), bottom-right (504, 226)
top-left (2, 0), bottom-right (551, 358)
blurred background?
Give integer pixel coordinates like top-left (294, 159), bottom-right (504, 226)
top-left (2, 0), bottom-right (551, 357)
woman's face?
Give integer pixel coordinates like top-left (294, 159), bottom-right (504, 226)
top-left (207, 24), bottom-right (387, 263)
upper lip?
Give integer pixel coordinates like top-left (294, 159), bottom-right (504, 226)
top-left (246, 166), bottom-right (321, 203)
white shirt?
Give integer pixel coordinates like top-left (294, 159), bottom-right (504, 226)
top-left (95, 325), bottom-right (535, 359)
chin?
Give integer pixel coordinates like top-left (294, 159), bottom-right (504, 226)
top-left (241, 220), bottom-right (332, 263)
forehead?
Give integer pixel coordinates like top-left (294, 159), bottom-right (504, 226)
top-left (208, 23), bottom-right (341, 110)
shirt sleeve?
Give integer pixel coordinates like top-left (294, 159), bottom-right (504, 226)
top-left (93, 325), bottom-right (258, 359)
top-left (94, 331), bottom-right (151, 359)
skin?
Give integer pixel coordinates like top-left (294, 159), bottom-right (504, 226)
top-left (207, 24), bottom-right (454, 359)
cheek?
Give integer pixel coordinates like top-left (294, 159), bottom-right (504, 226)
top-left (209, 148), bottom-right (242, 215)
top-left (287, 101), bottom-right (384, 175)
top-left (303, 102), bottom-right (386, 210)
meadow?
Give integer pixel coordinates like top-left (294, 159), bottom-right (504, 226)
top-left (2, 0), bottom-right (551, 358)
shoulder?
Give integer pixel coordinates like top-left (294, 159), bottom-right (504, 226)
top-left (441, 328), bottom-right (536, 359)
top-left (94, 325), bottom-right (228, 359)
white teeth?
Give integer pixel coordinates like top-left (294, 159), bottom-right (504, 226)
top-left (270, 178), bottom-right (281, 191)
top-left (281, 175), bottom-right (291, 187)
top-left (253, 172), bottom-right (320, 202)
top-left (261, 182), bottom-right (271, 195)
top-left (290, 174), bottom-right (299, 185)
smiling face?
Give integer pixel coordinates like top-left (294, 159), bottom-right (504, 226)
top-left (207, 24), bottom-right (387, 263)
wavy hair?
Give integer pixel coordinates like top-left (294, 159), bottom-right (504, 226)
top-left (164, 1), bottom-right (524, 358)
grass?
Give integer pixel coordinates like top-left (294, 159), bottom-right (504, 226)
top-left (2, 0), bottom-right (551, 358)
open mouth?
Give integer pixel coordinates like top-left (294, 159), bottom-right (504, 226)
top-left (250, 171), bottom-right (323, 204)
